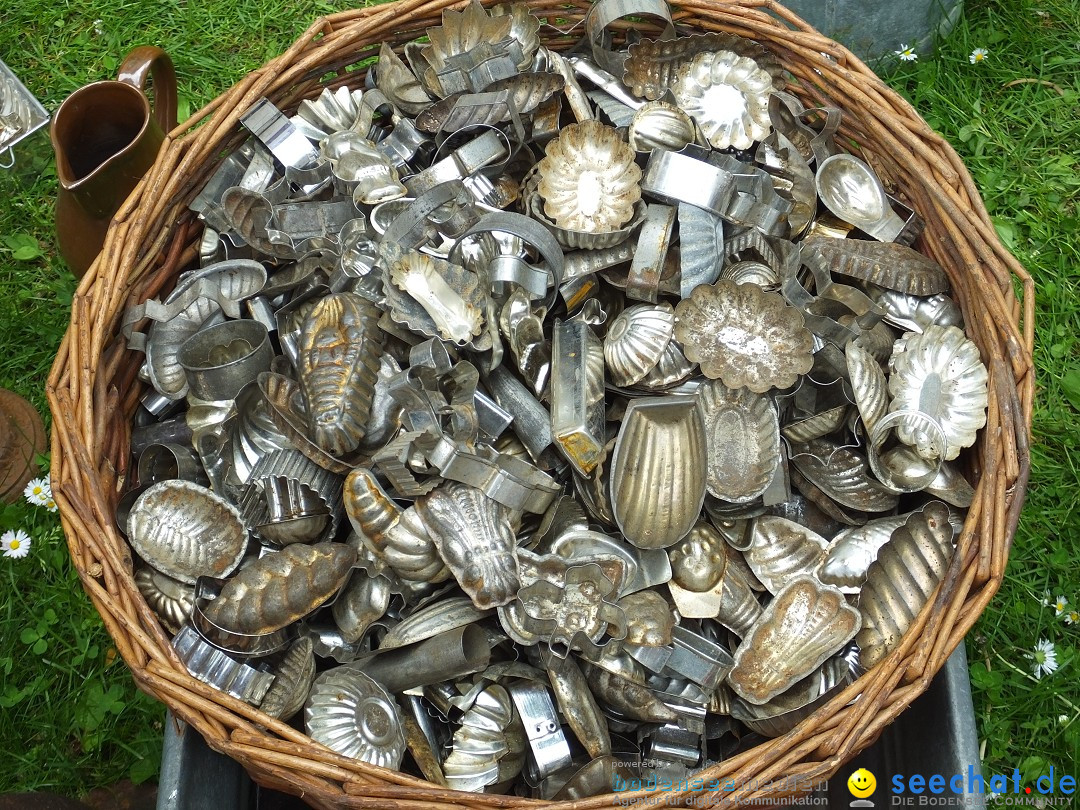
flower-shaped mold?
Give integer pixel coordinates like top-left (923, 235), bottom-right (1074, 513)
top-left (536, 121), bottom-right (642, 233)
top-left (261, 637), bottom-right (317, 720)
top-left (672, 50), bottom-right (774, 151)
top-left (728, 575), bottom-right (861, 705)
top-left (305, 667), bottom-right (406, 768)
top-left (603, 302), bottom-right (675, 388)
top-left (888, 324), bottom-right (988, 461)
top-left (674, 280), bottom-right (814, 393)
top-left (489, 2), bottom-right (541, 69)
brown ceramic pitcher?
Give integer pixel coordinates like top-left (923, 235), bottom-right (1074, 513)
top-left (51, 46), bottom-right (178, 277)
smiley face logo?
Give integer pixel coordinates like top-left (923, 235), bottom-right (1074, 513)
top-left (847, 768), bottom-right (877, 799)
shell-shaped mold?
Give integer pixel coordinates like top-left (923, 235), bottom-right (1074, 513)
top-left (745, 516), bottom-right (829, 595)
top-left (610, 396), bottom-right (707, 549)
top-left (128, 480), bottom-right (247, 585)
top-left (676, 280), bottom-right (813, 393)
top-left (728, 576), bottom-right (861, 705)
top-left (331, 570), bottom-right (391, 644)
top-left (807, 238), bottom-right (949, 296)
top-left (414, 482), bottom-right (519, 609)
top-left (790, 440), bottom-right (900, 513)
top-left (817, 515), bottom-right (908, 594)
top-left (627, 101), bottom-right (697, 153)
top-left (634, 338), bottom-right (697, 391)
top-left (846, 339), bottom-right (889, 434)
top-left (387, 252), bottom-right (486, 346)
top-left (420, 0), bottom-right (513, 73)
top-left (677, 203), bottom-right (725, 300)
top-left (202, 542), bottom-right (357, 635)
top-left (415, 72), bottom-right (563, 133)
top-left (536, 121), bottom-right (642, 233)
top-left (375, 42), bottom-right (432, 116)
top-left (443, 684), bottom-right (527, 792)
top-left (145, 296), bottom-right (221, 399)
top-left (344, 468), bottom-right (449, 585)
top-left (672, 51), bottom-right (774, 151)
top-left (296, 292), bottom-right (384, 457)
top-left (624, 32), bottom-right (785, 100)
top-left (134, 565), bottom-right (195, 633)
top-left (857, 502), bottom-right (955, 669)
top-left (261, 637), bottom-right (316, 720)
top-left (888, 325), bottom-right (989, 461)
top-left (699, 380), bottom-right (780, 503)
top-left (379, 596), bottom-right (491, 650)
top-left (305, 667), bottom-right (406, 768)
top-left (603, 302), bottom-right (675, 387)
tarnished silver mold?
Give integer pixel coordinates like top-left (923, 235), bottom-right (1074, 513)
top-left (815, 154), bottom-right (906, 242)
top-left (536, 120), bottom-right (641, 233)
top-left (134, 565), bottom-right (195, 633)
top-left (517, 562), bottom-right (628, 656)
top-left (260, 637), bottom-right (316, 720)
top-left (443, 683), bottom-right (527, 792)
top-left (545, 652), bottom-right (611, 758)
top-left (238, 448), bottom-right (343, 546)
top-left (857, 502), bottom-right (955, 669)
top-left (610, 396), bottom-right (707, 549)
top-left (178, 318), bottom-right (273, 402)
top-left (386, 251), bottom-right (489, 347)
top-left (297, 292), bottom-right (384, 456)
top-left (745, 515), bottom-right (829, 595)
top-left (672, 50), bottom-right (774, 151)
top-left (698, 380), bottom-right (780, 503)
top-left (172, 625), bottom-right (274, 706)
top-left (728, 576), bottom-right (861, 705)
top-left (331, 569), bottom-right (391, 644)
top-left (551, 319), bottom-right (606, 476)
top-left (202, 542), bottom-right (356, 635)
top-left (305, 666), bottom-right (407, 768)
top-left (128, 480), bottom-right (247, 585)
top-left (675, 280), bottom-right (814, 393)
top-left (790, 439), bottom-right (900, 513)
top-left (817, 515), bottom-right (907, 594)
top-left (603, 303), bottom-right (675, 388)
top-left (846, 339), bottom-right (889, 435)
top-left (888, 324), bottom-right (988, 461)
top-left (875, 289), bottom-right (963, 334)
top-left (627, 101), bottom-right (697, 153)
top-left (414, 482), bottom-right (519, 609)
top-left (807, 237), bottom-right (949, 296)
top-left (379, 596), bottom-right (492, 650)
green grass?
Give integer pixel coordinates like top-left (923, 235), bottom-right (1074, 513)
top-left (1, 0), bottom-right (1078, 798)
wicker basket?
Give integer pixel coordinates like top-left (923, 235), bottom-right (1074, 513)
top-left (47, 1), bottom-right (1034, 806)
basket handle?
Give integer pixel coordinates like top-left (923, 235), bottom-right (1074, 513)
top-left (117, 45), bottom-right (178, 133)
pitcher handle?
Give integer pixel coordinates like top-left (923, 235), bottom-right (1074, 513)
top-left (117, 46), bottom-right (178, 133)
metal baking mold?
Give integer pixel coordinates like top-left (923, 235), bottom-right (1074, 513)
top-left (385, 251), bottom-right (488, 347)
top-left (379, 595), bottom-right (492, 650)
top-left (443, 683), bottom-right (526, 792)
top-left (321, 131), bottom-right (407, 205)
top-left (348, 625), bottom-right (492, 693)
top-left (623, 32), bottom-right (784, 101)
top-left (375, 42), bottom-right (432, 116)
top-left (544, 652), bottom-right (611, 759)
top-left (745, 515), bottom-right (829, 595)
top-left (202, 542), bottom-right (356, 635)
top-left (128, 480), bottom-right (247, 585)
top-left (297, 291), bottom-right (383, 456)
top-left (582, 660), bottom-right (679, 724)
top-left (414, 481), bottom-right (520, 609)
top-left (816, 154), bottom-right (907, 242)
top-left (789, 439), bottom-right (900, 513)
top-left (728, 576), bottom-right (861, 705)
top-left (698, 380), bottom-right (781, 503)
top-left (344, 467), bottom-right (450, 586)
top-left (238, 449), bottom-right (343, 546)
top-left (626, 203), bottom-right (677, 303)
top-left (524, 170), bottom-right (647, 250)
top-left (172, 625), bottom-right (274, 706)
top-left (292, 86), bottom-right (369, 141)
top-left (672, 50), bottom-right (774, 151)
top-left (536, 120), bottom-right (641, 233)
top-left (416, 73), bottom-right (563, 134)
top-left (817, 514), bottom-right (908, 594)
top-left (807, 237), bottom-right (949, 296)
top-left (603, 302), bottom-right (675, 388)
top-left (888, 324), bottom-right (988, 461)
top-left (675, 280), bottom-right (814, 393)
top-left (516, 562), bottom-right (628, 656)
top-left (857, 502), bottom-right (955, 668)
top-left (845, 338), bottom-right (889, 435)
top-left (417, 1), bottom-right (523, 97)
top-left (755, 131), bottom-right (816, 238)
top-left (260, 637), bottom-right (316, 720)
top-left (610, 396), bottom-right (707, 549)
top-left (134, 565), bottom-right (195, 634)
top-left (867, 410), bottom-right (949, 493)
top-left (619, 589), bottom-right (675, 647)
top-left (507, 681), bottom-right (574, 780)
top-left (874, 289), bottom-right (963, 334)
top-left (625, 625), bottom-right (735, 690)
top-left (0, 59), bottom-right (50, 154)
top-left (305, 667), bottom-right (407, 768)
top-left (584, 0), bottom-right (674, 76)
top-left (177, 318), bottom-right (273, 402)
top-left (240, 97), bottom-right (320, 170)
top-left (136, 443), bottom-right (208, 489)
top-left (330, 568), bottom-right (392, 645)
top-left (677, 203), bottom-right (724, 301)
top-left (548, 528), bottom-right (672, 597)
top-left (628, 101), bottom-right (697, 153)
top-left (550, 318), bottom-right (606, 476)
top-left (667, 523), bottom-right (761, 636)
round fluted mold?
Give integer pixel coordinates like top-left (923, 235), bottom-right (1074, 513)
top-left (305, 667), bottom-right (406, 768)
top-left (672, 50), bottom-right (773, 151)
top-left (603, 302), bottom-right (675, 387)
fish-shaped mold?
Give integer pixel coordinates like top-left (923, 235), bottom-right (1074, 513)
top-left (297, 292), bottom-right (383, 456)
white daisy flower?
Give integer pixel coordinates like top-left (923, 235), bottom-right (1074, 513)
top-left (895, 44), bottom-right (918, 62)
top-left (1028, 638), bottom-right (1059, 678)
top-left (1065, 609), bottom-right (1078, 626)
top-left (1053, 595), bottom-right (1069, 616)
top-left (1041, 591), bottom-right (1053, 607)
top-left (1, 529), bottom-right (31, 559)
top-left (23, 477), bottom-right (51, 507)
top-left (44, 497), bottom-right (58, 513)
top-left (93, 18), bottom-right (105, 36)
top-left (969, 48), bottom-right (989, 64)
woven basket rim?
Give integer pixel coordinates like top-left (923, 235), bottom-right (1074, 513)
top-left (47, 1), bottom-right (1035, 807)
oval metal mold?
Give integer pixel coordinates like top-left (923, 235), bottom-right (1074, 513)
top-left (698, 380), bottom-right (780, 503)
top-left (790, 440), bottom-right (900, 513)
top-left (128, 480), bottom-right (247, 585)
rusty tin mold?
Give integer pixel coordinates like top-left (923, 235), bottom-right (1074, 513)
top-left (128, 480), bottom-right (248, 585)
top-left (134, 565), bottom-right (195, 633)
top-left (675, 280), bottom-right (814, 394)
top-left (305, 666), bottom-right (407, 768)
top-left (744, 515), bottom-right (829, 595)
top-left (806, 237), bottom-right (949, 296)
top-left (728, 576), bottom-right (861, 705)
